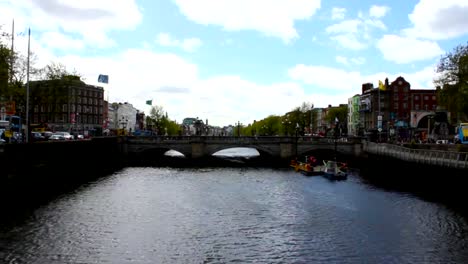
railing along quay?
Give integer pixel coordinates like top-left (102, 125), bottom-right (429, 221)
top-left (364, 142), bottom-right (468, 169)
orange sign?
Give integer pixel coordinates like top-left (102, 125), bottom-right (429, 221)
top-left (0, 101), bottom-right (15, 115)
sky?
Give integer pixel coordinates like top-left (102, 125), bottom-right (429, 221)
top-left (1, 0), bottom-right (467, 127)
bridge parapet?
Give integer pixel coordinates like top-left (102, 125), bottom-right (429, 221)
top-left (124, 135), bottom-right (363, 159)
top-left (364, 142), bottom-right (468, 170)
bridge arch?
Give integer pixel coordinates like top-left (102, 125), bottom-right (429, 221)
top-left (205, 144), bottom-right (276, 157)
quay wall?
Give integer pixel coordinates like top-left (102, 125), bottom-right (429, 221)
top-left (0, 137), bottom-right (125, 209)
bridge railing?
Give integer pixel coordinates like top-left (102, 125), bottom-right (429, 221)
top-left (127, 135), bottom-right (363, 144)
top-left (364, 142), bottom-right (468, 169)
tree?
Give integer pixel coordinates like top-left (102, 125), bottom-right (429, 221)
top-left (39, 62), bottom-right (82, 80)
top-left (434, 42), bottom-right (468, 122)
top-left (0, 43), bottom-right (9, 99)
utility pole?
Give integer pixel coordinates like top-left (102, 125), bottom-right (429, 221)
top-left (378, 85), bottom-right (382, 142)
top-left (10, 19), bottom-right (14, 86)
top-left (25, 28), bottom-right (30, 143)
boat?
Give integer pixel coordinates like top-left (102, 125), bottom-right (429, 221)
top-left (322, 160), bottom-right (347, 180)
top-left (290, 156), bottom-right (324, 176)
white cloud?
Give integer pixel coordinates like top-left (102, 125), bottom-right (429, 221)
top-left (326, 6), bottom-right (388, 50)
top-left (351, 57), bottom-right (366, 65)
top-left (46, 48), bottom-right (312, 126)
top-left (287, 64), bottom-right (437, 107)
top-left (331, 7), bottom-right (346, 20)
top-left (336, 56), bottom-right (366, 65)
top-left (39, 32), bottom-right (85, 51)
top-left (377, 34), bottom-right (444, 64)
top-left (288, 65), bottom-right (360, 90)
top-left (326, 19), bottom-right (361, 34)
top-left (403, 0), bottom-right (468, 40)
top-left (156, 33), bottom-right (202, 52)
top-left (369, 5), bottom-right (390, 18)
top-left (336, 56), bottom-right (349, 65)
top-left (330, 34), bottom-right (366, 50)
top-left (173, 0), bottom-right (321, 43)
top-left (0, 0), bottom-right (142, 49)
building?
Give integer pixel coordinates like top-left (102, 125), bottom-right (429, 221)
top-left (348, 95), bottom-right (360, 136)
top-left (28, 76), bottom-right (104, 136)
top-left (356, 76), bottom-right (438, 142)
top-left (109, 102), bottom-right (138, 135)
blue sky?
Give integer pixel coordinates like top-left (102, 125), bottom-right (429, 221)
top-left (1, 0), bottom-right (467, 126)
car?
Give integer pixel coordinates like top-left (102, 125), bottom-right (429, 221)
top-left (54, 131), bottom-right (73, 140)
top-left (49, 134), bottom-right (66, 141)
top-left (31, 132), bottom-right (46, 141)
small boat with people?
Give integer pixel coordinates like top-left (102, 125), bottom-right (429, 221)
top-left (322, 159), bottom-right (348, 180)
top-left (290, 155), bottom-right (324, 176)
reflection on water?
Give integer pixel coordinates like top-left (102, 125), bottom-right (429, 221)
top-left (0, 167), bottom-right (467, 263)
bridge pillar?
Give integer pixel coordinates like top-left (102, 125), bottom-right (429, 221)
top-left (191, 142), bottom-right (206, 158)
top-left (280, 143), bottom-right (294, 159)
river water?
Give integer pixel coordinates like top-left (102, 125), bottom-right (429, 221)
top-left (1, 166), bottom-right (468, 263)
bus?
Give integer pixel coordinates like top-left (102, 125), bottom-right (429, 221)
top-left (0, 115), bottom-right (21, 141)
top-left (455, 123), bottom-right (468, 144)
top-left (5, 115), bottom-right (22, 132)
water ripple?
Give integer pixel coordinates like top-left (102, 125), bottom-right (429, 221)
top-left (1, 167), bottom-right (467, 263)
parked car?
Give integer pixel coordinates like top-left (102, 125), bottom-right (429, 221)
top-left (49, 134), bottom-right (66, 141)
top-left (31, 132), bottom-right (46, 141)
top-left (54, 131), bottom-right (73, 140)
top-left (42, 131), bottom-right (53, 139)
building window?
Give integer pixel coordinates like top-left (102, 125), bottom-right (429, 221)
top-left (415, 104), bottom-right (419, 110)
top-left (432, 95), bottom-right (436, 100)
top-left (414, 95), bottom-right (419, 100)
top-left (403, 103), bottom-right (407, 109)
top-left (424, 95), bottom-right (429, 100)
top-left (424, 104), bottom-right (428, 110)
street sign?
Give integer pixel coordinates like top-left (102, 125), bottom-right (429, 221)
top-left (378, 128), bottom-right (382, 132)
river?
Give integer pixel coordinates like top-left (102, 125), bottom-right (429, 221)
top-left (1, 165), bottom-right (467, 263)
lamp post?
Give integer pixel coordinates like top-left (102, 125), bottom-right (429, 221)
top-left (310, 104), bottom-right (314, 135)
top-left (295, 123), bottom-right (299, 157)
top-left (427, 115), bottom-right (433, 143)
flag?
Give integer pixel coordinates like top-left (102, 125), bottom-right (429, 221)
top-left (98, 74), bottom-right (109, 83)
top-left (146, 100), bottom-right (152, 105)
top-left (378, 80), bottom-right (385, 90)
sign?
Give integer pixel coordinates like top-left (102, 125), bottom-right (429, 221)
top-left (0, 106), bottom-right (5, 120)
top-left (0, 101), bottom-right (15, 115)
top-left (378, 128), bottom-right (382, 132)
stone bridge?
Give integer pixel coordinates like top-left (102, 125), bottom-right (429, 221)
top-left (121, 136), bottom-right (364, 159)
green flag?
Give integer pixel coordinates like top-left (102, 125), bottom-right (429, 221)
top-left (146, 100), bottom-right (152, 105)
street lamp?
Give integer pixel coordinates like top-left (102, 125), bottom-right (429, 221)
top-left (427, 115), bottom-right (434, 143)
top-left (295, 123), bottom-right (299, 157)
top-left (310, 104), bottom-right (314, 135)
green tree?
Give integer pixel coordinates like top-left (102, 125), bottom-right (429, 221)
top-left (434, 42), bottom-right (468, 123)
top-left (39, 62), bottom-right (81, 80)
top-left (325, 105), bottom-right (347, 124)
top-left (0, 43), bottom-right (9, 99)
